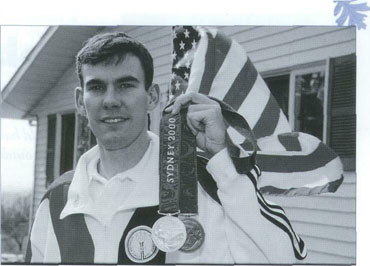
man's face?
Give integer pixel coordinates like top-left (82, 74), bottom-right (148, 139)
top-left (76, 53), bottom-right (157, 150)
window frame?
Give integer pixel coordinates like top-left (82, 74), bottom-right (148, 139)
top-left (48, 110), bottom-right (78, 182)
top-left (288, 64), bottom-right (328, 143)
top-left (262, 61), bottom-right (328, 143)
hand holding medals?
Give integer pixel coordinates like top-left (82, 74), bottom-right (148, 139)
top-left (152, 92), bottom-right (227, 254)
top-left (165, 92), bottom-right (227, 157)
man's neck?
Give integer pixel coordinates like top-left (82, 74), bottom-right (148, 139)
top-left (97, 131), bottom-right (151, 180)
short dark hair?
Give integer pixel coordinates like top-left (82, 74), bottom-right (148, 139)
top-left (76, 32), bottom-right (154, 90)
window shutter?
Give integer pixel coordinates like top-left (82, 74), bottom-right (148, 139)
top-left (327, 53), bottom-right (356, 171)
top-left (60, 113), bottom-right (76, 175)
top-left (46, 114), bottom-right (57, 187)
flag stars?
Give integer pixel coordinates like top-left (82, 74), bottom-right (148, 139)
top-left (191, 39), bottom-right (197, 49)
top-left (184, 72), bottom-right (189, 80)
top-left (175, 80), bottom-right (181, 90)
top-left (179, 40), bottom-right (185, 50)
top-left (171, 72), bottom-right (176, 80)
top-left (184, 29), bottom-right (190, 38)
top-left (172, 51), bottom-right (177, 61)
top-left (185, 61), bottom-right (191, 69)
top-left (173, 30), bottom-right (177, 39)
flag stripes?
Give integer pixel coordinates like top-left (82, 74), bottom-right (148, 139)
top-left (209, 40), bottom-right (248, 100)
top-left (273, 110), bottom-right (292, 135)
top-left (170, 26), bottom-right (344, 260)
top-left (189, 29), bottom-right (291, 139)
top-left (257, 142), bottom-right (338, 173)
top-left (259, 174), bottom-right (344, 195)
top-left (199, 32), bottom-right (231, 95)
top-left (237, 75), bottom-right (270, 129)
top-left (252, 93), bottom-right (281, 138)
top-left (185, 26), bottom-right (343, 197)
top-left (258, 158), bottom-right (344, 195)
top-left (223, 58), bottom-right (258, 110)
top-left (277, 133), bottom-right (302, 152)
top-left (257, 133), bottom-right (320, 156)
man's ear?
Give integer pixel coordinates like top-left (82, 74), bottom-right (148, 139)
top-left (147, 83), bottom-right (160, 111)
top-left (75, 87), bottom-right (87, 116)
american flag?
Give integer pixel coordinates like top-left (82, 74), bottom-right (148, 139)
top-left (170, 26), bottom-right (200, 98)
top-left (169, 26), bottom-right (345, 261)
top-left (171, 26), bottom-right (343, 196)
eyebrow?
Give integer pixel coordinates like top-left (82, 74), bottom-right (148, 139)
top-left (115, 76), bottom-right (140, 84)
top-left (85, 76), bottom-right (140, 87)
top-left (85, 79), bottom-right (104, 87)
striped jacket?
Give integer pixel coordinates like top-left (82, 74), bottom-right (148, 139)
top-left (25, 133), bottom-right (304, 264)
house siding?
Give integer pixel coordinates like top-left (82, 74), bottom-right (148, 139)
top-left (266, 172), bottom-right (356, 263)
top-left (30, 26), bottom-right (356, 263)
top-left (30, 116), bottom-right (48, 215)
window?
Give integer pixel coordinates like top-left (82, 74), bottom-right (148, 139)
top-left (60, 113), bottom-right (76, 175)
top-left (46, 114), bottom-right (57, 187)
top-left (263, 66), bottom-right (327, 141)
top-left (290, 68), bottom-right (326, 140)
top-left (263, 55), bottom-right (356, 171)
top-left (45, 112), bottom-right (76, 187)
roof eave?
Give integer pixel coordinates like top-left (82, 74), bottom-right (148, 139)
top-left (1, 26), bottom-right (59, 119)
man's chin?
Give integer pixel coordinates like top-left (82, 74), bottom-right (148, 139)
top-left (98, 135), bottom-right (130, 151)
top-left (102, 141), bottom-right (129, 151)
top-left (96, 128), bottom-right (148, 151)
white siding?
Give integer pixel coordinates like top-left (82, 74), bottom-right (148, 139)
top-left (31, 116), bottom-right (48, 219)
top-left (266, 172), bottom-right (356, 263)
top-left (31, 26), bottom-right (356, 116)
top-left (30, 26), bottom-right (356, 263)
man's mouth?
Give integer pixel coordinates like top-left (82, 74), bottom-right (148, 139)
top-left (100, 117), bottom-right (128, 124)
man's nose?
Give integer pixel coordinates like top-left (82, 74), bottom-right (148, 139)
top-left (103, 87), bottom-right (121, 109)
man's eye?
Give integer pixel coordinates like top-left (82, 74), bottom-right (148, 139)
top-left (88, 85), bottom-right (104, 91)
top-left (119, 83), bottom-right (134, 89)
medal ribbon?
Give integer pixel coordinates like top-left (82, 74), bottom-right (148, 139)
top-left (159, 97), bottom-right (257, 216)
top-left (159, 106), bottom-right (198, 215)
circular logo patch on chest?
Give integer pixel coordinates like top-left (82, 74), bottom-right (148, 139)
top-left (125, 225), bottom-right (159, 263)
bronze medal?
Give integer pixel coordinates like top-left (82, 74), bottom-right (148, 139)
top-left (179, 217), bottom-right (205, 252)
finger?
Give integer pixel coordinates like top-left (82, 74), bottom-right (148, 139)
top-left (170, 92), bottom-right (216, 114)
top-left (187, 109), bottom-right (213, 132)
top-left (188, 103), bottom-right (220, 114)
top-left (164, 105), bottom-right (173, 113)
top-left (186, 115), bottom-right (199, 136)
top-left (188, 105), bottom-right (222, 126)
top-left (169, 94), bottom-right (192, 114)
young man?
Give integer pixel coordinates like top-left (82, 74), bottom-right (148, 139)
top-left (26, 32), bottom-right (302, 264)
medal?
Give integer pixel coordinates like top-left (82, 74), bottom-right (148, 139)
top-left (179, 217), bottom-right (205, 252)
top-left (156, 105), bottom-right (205, 253)
top-left (125, 226), bottom-right (159, 263)
top-left (151, 216), bottom-right (187, 252)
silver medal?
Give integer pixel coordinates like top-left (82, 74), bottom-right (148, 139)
top-left (151, 216), bottom-right (187, 252)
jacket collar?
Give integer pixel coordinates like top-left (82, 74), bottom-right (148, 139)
top-left (60, 132), bottom-right (160, 219)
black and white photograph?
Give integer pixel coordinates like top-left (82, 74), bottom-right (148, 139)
top-left (1, 24), bottom-right (357, 265)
